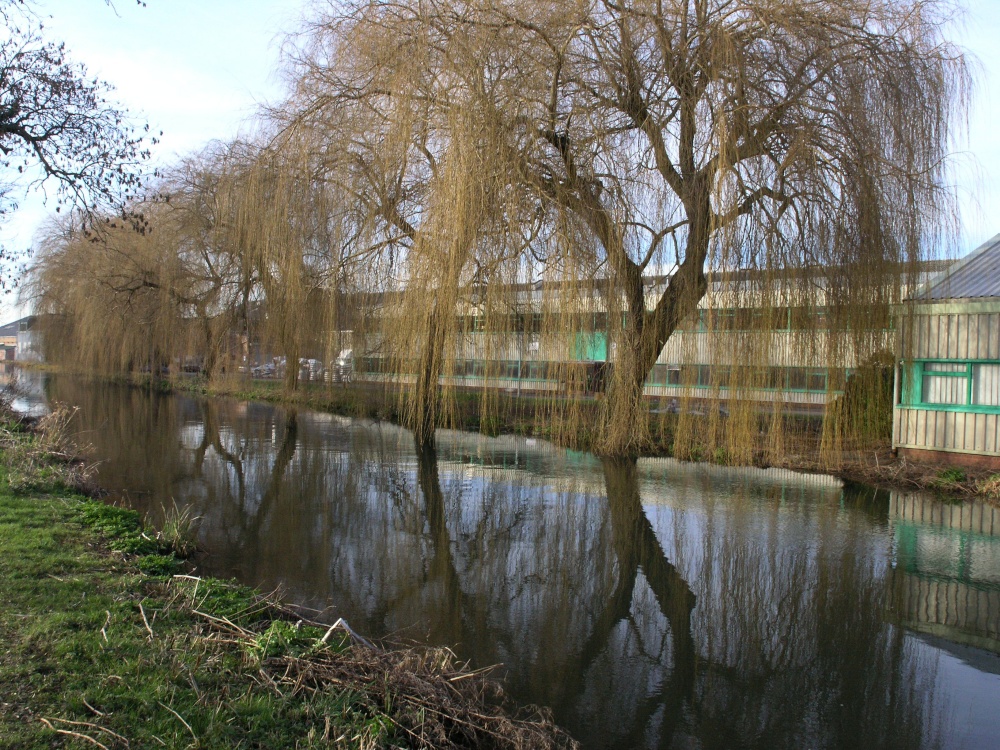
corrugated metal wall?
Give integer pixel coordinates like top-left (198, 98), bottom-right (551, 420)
top-left (643, 384), bottom-right (826, 405)
top-left (890, 491), bottom-right (1000, 534)
top-left (896, 576), bottom-right (1000, 647)
top-left (656, 330), bottom-right (891, 368)
top-left (890, 491), bottom-right (1000, 650)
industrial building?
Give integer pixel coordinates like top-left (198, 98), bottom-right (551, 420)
top-left (894, 234), bottom-right (1000, 466)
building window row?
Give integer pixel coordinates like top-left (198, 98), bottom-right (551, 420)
top-left (357, 356), bottom-right (840, 394)
top-left (646, 364), bottom-right (831, 392)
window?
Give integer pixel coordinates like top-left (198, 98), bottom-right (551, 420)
top-left (906, 361), bottom-right (1000, 409)
top-left (765, 367), bottom-right (786, 390)
top-left (972, 364), bottom-right (1000, 406)
top-left (807, 370), bottom-right (828, 393)
top-left (921, 362), bottom-right (968, 405)
top-left (790, 307), bottom-right (829, 330)
top-left (789, 368), bottom-right (809, 391)
top-left (708, 309), bottom-right (735, 330)
top-left (527, 362), bottom-right (549, 380)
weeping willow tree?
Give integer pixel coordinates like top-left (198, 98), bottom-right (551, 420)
top-left (26, 142), bottom-right (298, 381)
top-left (280, 0), bottom-right (968, 459)
top-left (27, 211), bottom-right (187, 373)
top-left (214, 107), bottom-right (407, 395)
top-left (275, 4), bottom-right (539, 444)
top-left (28, 118), bottom-right (386, 394)
top-left (26, 143), bottom-right (260, 378)
top-left (218, 141), bottom-right (312, 392)
top-left (29, 0), bottom-right (970, 465)
top-left (157, 145), bottom-right (257, 380)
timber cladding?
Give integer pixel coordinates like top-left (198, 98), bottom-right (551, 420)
top-left (894, 410), bottom-right (1000, 459)
top-left (894, 308), bottom-right (1000, 461)
top-left (906, 310), bottom-right (1000, 360)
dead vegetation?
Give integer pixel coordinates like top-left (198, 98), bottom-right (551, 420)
top-left (0, 388), bottom-right (97, 494)
top-left (29, 567), bottom-right (579, 750)
top-left (194, 595), bottom-right (579, 750)
top-left (800, 446), bottom-right (1000, 506)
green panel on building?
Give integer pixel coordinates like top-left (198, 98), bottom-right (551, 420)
top-left (574, 332), bottom-right (607, 361)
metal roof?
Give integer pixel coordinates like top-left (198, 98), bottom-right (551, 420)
top-left (0, 316), bottom-right (33, 338)
top-left (917, 233), bottom-right (1000, 301)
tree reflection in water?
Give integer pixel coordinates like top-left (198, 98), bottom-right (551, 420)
top-left (48, 377), bottom-right (954, 750)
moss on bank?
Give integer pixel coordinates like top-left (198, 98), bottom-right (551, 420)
top-left (0, 421), bottom-right (576, 749)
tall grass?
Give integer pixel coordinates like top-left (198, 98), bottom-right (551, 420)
top-left (0, 398), bottom-right (96, 494)
top-left (156, 499), bottom-right (201, 557)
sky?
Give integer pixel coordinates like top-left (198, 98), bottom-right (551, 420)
top-left (2, 0), bottom-right (1000, 322)
top-left (0, 0), bottom-right (306, 320)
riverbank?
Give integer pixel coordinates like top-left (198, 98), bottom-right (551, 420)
top-left (16, 364), bottom-right (1000, 504)
top-left (132, 370), bottom-right (1000, 506)
top-left (0, 410), bottom-right (576, 749)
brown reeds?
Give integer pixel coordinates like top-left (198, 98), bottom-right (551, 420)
top-left (185, 582), bottom-right (578, 749)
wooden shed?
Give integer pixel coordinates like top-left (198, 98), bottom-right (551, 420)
top-left (894, 234), bottom-right (1000, 467)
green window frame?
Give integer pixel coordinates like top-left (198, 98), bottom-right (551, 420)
top-left (903, 359), bottom-right (1000, 413)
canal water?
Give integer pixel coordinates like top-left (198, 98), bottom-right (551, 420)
top-left (24, 374), bottom-right (1000, 749)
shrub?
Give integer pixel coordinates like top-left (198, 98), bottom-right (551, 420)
top-left (975, 474), bottom-right (1000, 499)
top-left (936, 467), bottom-right (967, 484)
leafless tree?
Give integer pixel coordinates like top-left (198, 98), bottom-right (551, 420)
top-left (0, 0), bottom-right (153, 286)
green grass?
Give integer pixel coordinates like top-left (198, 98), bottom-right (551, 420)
top-left (0, 484), bottom-right (402, 748)
top-left (0, 425), bottom-right (576, 750)
top-left (931, 466), bottom-right (969, 491)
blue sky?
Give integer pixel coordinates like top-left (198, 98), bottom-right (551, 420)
top-left (1, 0), bottom-right (303, 319)
top-left (3, 0), bottom-right (1000, 321)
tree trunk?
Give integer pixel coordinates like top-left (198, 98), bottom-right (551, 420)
top-left (598, 197), bottom-right (711, 457)
top-left (200, 313), bottom-right (220, 380)
top-left (413, 307), bottom-right (444, 447)
top-left (414, 442), bottom-right (463, 640)
top-left (284, 344), bottom-right (300, 392)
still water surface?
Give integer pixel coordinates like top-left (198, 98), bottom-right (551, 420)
top-left (29, 375), bottom-right (1000, 749)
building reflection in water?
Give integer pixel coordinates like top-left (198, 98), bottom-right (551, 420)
top-left (41, 375), bottom-right (1000, 750)
top-left (889, 491), bottom-right (1000, 653)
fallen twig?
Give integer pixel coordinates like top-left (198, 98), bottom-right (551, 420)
top-left (100, 610), bottom-right (110, 643)
top-left (41, 716), bottom-right (128, 745)
top-left (138, 601), bottom-right (154, 641)
top-left (39, 718), bottom-right (110, 750)
top-left (157, 701), bottom-right (198, 743)
top-left (320, 617), bottom-right (375, 649)
top-left (82, 697), bottom-right (106, 717)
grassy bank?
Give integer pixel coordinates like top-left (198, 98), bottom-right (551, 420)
top-left (0, 414), bottom-right (576, 749)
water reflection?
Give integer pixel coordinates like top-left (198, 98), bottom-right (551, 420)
top-left (889, 492), bottom-right (1000, 653)
top-left (40, 376), bottom-right (1000, 750)
top-left (2, 364), bottom-right (48, 417)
